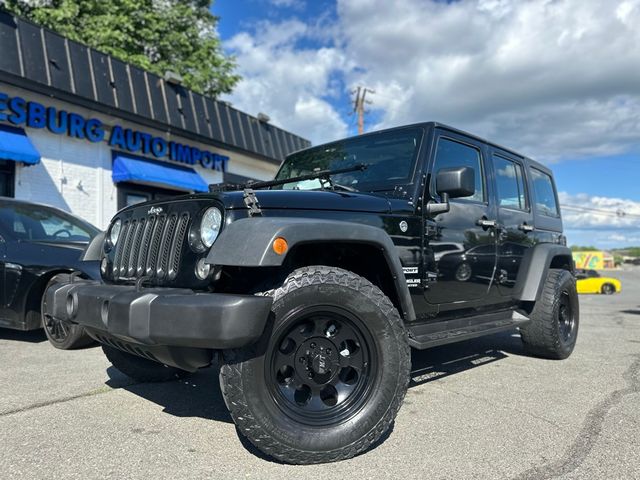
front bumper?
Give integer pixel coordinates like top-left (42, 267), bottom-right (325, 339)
top-left (44, 280), bottom-right (273, 350)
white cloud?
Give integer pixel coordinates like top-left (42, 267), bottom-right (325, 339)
top-left (224, 0), bottom-right (640, 161)
top-left (268, 0), bottom-right (304, 8)
top-left (560, 191), bottom-right (640, 230)
top-left (560, 191), bottom-right (640, 247)
top-left (338, 0), bottom-right (640, 160)
top-left (223, 19), bottom-right (349, 144)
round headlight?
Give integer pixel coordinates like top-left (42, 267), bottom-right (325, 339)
top-left (109, 219), bottom-right (122, 246)
top-left (200, 207), bottom-right (222, 248)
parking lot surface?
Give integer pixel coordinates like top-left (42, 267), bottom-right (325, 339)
top-left (1, 269), bottom-right (639, 480)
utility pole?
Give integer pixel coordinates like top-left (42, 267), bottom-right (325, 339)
top-left (352, 86), bottom-right (374, 135)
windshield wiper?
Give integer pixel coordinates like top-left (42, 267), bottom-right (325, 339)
top-left (209, 163), bottom-right (367, 192)
top-left (327, 182), bottom-right (358, 192)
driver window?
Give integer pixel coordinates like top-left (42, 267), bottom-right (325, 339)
top-left (432, 138), bottom-right (484, 202)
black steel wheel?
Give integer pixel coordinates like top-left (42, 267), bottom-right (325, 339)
top-left (520, 268), bottom-right (580, 359)
top-left (41, 274), bottom-right (94, 350)
top-left (601, 283), bottom-right (615, 295)
top-left (266, 306), bottom-right (376, 427)
top-left (558, 291), bottom-right (576, 342)
top-left (220, 266), bottom-right (410, 465)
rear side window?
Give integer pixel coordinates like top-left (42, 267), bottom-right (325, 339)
top-left (493, 155), bottom-right (528, 210)
top-left (531, 168), bottom-right (559, 217)
top-left (432, 137), bottom-right (484, 202)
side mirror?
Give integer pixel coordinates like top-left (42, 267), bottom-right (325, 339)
top-left (436, 166), bottom-right (475, 199)
top-left (427, 166), bottom-right (475, 216)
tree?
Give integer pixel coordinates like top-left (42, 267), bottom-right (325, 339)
top-left (569, 245), bottom-right (599, 252)
top-left (2, 0), bottom-right (240, 97)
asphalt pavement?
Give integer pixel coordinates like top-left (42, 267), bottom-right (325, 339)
top-left (1, 268), bottom-right (639, 479)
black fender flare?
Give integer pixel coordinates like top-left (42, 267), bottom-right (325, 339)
top-left (206, 217), bottom-right (416, 321)
top-left (513, 243), bottom-right (574, 302)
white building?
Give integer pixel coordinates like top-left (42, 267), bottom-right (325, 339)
top-left (0, 10), bottom-right (310, 229)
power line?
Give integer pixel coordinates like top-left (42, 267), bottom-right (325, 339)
top-left (560, 204), bottom-right (640, 219)
top-left (351, 86), bottom-right (374, 135)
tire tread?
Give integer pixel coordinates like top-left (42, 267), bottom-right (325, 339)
top-left (520, 268), bottom-right (578, 360)
top-left (220, 266), bottom-right (410, 464)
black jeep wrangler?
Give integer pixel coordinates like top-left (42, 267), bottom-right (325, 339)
top-left (44, 122), bottom-right (579, 464)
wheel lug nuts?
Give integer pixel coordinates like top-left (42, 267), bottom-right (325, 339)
top-left (310, 342), bottom-right (316, 349)
top-left (299, 357), bottom-right (305, 363)
top-left (307, 372), bottom-right (313, 378)
top-left (326, 348), bottom-right (331, 355)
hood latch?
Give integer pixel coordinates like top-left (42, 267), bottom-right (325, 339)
top-left (243, 188), bottom-right (262, 217)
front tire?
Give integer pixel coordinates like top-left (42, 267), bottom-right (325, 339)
top-left (102, 345), bottom-right (191, 382)
top-left (219, 266), bottom-right (410, 464)
top-left (520, 269), bottom-right (579, 359)
top-left (41, 274), bottom-right (94, 350)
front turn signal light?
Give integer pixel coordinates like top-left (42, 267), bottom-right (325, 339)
top-left (272, 237), bottom-right (288, 255)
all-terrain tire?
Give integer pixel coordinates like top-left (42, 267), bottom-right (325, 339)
top-left (41, 273), bottom-right (94, 350)
top-left (219, 266), bottom-right (411, 465)
top-left (102, 345), bottom-right (191, 382)
top-left (520, 269), bottom-right (579, 359)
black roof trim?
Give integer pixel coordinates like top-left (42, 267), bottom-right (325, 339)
top-left (0, 9), bottom-right (311, 165)
top-left (302, 120), bottom-right (540, 167)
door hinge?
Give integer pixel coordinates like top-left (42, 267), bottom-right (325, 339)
top-left (425, 220), bottom-right (438, 238)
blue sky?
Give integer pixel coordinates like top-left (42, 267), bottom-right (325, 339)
top-left (212, 0), bottom-right (640, 249)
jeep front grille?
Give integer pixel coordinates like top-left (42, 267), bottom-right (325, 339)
top-left (112, 212), bottom-right (190, 282)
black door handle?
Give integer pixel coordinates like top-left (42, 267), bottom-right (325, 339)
top-left (518, 223), bottom-right (535, 232)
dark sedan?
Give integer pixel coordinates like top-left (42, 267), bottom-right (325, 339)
top-left (0, 198), bottom-right (101, 349)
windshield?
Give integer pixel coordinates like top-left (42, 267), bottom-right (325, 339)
top-left (273, 127), bottom-right (423, 191)
top-left (0, 202), bottom-right (100, 242)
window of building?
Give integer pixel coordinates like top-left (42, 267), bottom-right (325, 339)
top-left (116, 182), bottom-right (184, 210)
top-left (0, 160), bottom-right (15, 198)
top-left (432, 137), bottom-right (484, 202)
top-left (531, 168), bottom-right (559, 217)
top-left (493, 155), bottom-right (528, 210)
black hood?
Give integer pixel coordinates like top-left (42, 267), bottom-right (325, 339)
top-left (215, 189), bottom-right (393, 214)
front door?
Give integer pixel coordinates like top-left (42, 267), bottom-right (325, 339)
top-left (490, 150), bottom-right (535, 297)
top-left (423, 133), bottom-right (498, 311)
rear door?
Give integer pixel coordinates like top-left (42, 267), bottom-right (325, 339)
top-left (490, 150), bottom-right (535, 297)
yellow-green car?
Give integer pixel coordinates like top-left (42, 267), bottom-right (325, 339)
top-left (576, 269), bottom-right (621, 295)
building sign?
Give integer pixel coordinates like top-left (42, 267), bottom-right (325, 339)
top-left (0, 91), bottom-right (229, 171)
top-left (573, 251), bottom-right (605, 270)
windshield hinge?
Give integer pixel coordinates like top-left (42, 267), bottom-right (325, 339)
top-left (243, 188), bottom-right (262, 217)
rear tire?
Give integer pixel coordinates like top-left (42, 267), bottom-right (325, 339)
top-left (601, 283), bottom-right (615, 295)
top-left (41, 274), bottom-right (94, 350)
top-left (520, 269), bottom-right (579, 359)
top-left (102, 345), bottom-right (191, 382)
top-left (219, 266), bottom-right (410, 464)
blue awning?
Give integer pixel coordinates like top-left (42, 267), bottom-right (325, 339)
top-left (0, 125), bottom-right (41, 165)
top-left (112, 153), bottom-right (208, 192)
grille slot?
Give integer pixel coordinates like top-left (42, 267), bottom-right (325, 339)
top-left (111, 211), bottom-right (190, 283)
